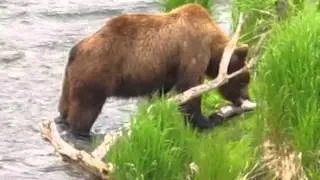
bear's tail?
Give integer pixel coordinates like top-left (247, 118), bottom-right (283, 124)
top-left (58, 43), bottom-right (80, 118)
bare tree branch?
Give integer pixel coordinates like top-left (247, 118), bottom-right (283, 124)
top-left (218, 13), bottom-right (245, 78)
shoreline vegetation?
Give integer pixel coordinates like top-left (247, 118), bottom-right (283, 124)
top-left (40, 0), bottom-right (320, 179)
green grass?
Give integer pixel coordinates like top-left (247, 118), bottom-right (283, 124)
top-left (231, 0), bottom-right (309, 46)
top-left (158, 0), bottom-right (214, 14)
top-left (105, 95), bottom-right (259, 180)
top-left (105, 98), bottom-right (195, 180)
top-left (255, 4), bottom-right (320, 178)
top-left (231, 0), bottom-right (276, 45)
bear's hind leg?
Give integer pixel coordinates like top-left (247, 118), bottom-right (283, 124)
top-left (55, 74), bottom-right (71, 126)
top-left (58, 76), bottom-right (69, 119)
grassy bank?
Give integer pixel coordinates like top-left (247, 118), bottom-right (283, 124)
top-left (105, 97), bottom-right (258, 180)
top-left (255, 4), bottom-right (320, 178)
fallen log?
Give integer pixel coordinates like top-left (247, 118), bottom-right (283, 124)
top-left (91, 127), bottom-right (128, 159)
top-left (40, 120), bottom-right (114, 179)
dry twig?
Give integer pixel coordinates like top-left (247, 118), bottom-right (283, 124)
top-left (263, 140), bottom-right (308, 180)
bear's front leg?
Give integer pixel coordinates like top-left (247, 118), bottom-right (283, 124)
top-left (176, 73), bottom-right (220, 130)
top-left (180, 97), bottom-right (222, 130)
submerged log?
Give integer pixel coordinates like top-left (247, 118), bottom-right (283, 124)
top-left (40, 120), bottom-right (114, 179)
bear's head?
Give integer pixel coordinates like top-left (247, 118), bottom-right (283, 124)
top-left (227, 44), bottom-right (250, 92)
top-left (206, 43), bottom-right (251, 106)
top-left (225, 44), bottom-right (251, 97)
top-left (227, 44), bottom-right (249, 74)
top-left (206, 43), bottom-right (249, 79)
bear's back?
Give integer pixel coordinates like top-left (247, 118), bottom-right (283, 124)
top-left (67, 3), bottom-right (229, 93)
top-left (95, 3), bottom-right (217, 42)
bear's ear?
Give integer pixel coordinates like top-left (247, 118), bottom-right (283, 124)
top-left (234, 44), bottom-right (249, 61)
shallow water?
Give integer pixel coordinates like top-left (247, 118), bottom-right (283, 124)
top-left (0, 0), bottom-right (231, 179)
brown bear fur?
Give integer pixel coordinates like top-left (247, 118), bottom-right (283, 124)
top-left (58, 3), bottom-right (251, 137)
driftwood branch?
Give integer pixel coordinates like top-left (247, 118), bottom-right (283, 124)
top-left (91, 127), bottom-right (129, 159)
top-left (218, 13), bottom-right (245, 78)
top-left (40, 120), bottom-right (114, 179)
top-left (91, 133), bottom-right (119, 159)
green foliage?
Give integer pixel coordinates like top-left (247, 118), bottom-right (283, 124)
top-left (231, 0), bottom-right (311, 46)
top-left (291, 0), bottom-right (305, 10)
top-left (159, 0), bottom-right (214, 14)
top-left (109, 100), bottom-right (195, 179)
top-left (231, 0), bottom-right (276, 45)
top-left (201, 90), bottom-right (227, 116)
top-left (106, 98), bottom-right (194, 180)
top-left (255, 4), bottom-right (320, 178)
top-left (105, 97), bottom-right (258, 180)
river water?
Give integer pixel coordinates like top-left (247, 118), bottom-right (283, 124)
top-left (0, 0), bottom-right (231, 179)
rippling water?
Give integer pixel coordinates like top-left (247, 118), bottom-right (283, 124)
top-left (0, 0), bottom-right (231, 179)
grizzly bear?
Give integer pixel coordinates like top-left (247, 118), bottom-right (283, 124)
top-left (58, 3), bottom-right (252, 137)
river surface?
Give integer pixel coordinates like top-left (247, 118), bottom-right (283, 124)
top-left (0, 0), bottom-right (231, 179)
